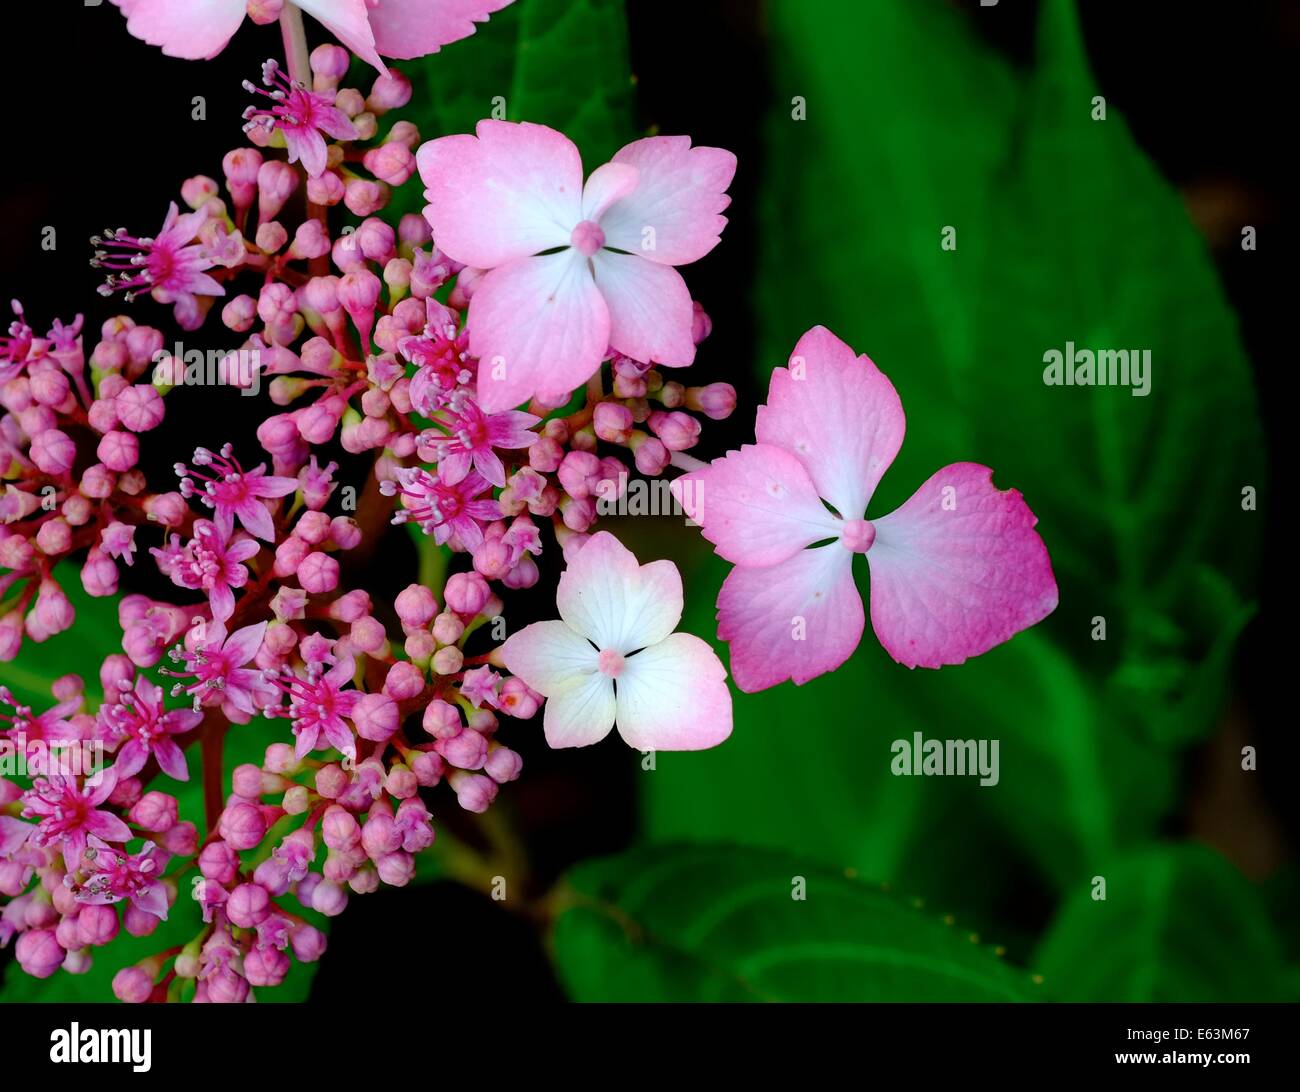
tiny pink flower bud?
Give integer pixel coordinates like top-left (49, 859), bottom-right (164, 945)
top-left (648, 410), bottom-right (702, 451)
top-left (291, 923), bottom-right (328, 962)
top-left (485, 745), bottom-right (524, 784)
top-left (29, 428), bottom-right (76, 474)
top-left (223, 147), bottom-right (264, 211)
top-left (688, 382), bottom-right (737, 420)
top-left (437, 727), bottom-right (487, 770)
top-left (376, 851), bottom-right (415, 886)
top-left (431, 611), bottom-right (464, 646)
top-left (557, 450), bottom-right (601, 499)
top-left (394, 583), bottom-right (438, 628)
top-left (444, 571), bottom-right (490, 616)
top-left (16, 930), bottom-right (65, 978)
top-left (422, 699), bottom-right (461, 740)
top-left (113, 965), bottom-right (155, 1003)
top-left (411, 750), bottom-right (446, 786)
top-left (364, 141), bottom-right (417, 185)
top-left (344, 178), bottom-right (388, 216)
top-left (449, 771), bottom-right (498, 814)
top-left (432, 646), bottom-right (463, 675)
top-left (291, 219), bottom-right (332, 261)
top-left (384, 660), bottom-right (425, 700)
top-left (244, 944), bottom-right (290, 987)
top-left (78, 904), bottom-right (120, 947)
top-left (311, 878), bottom-right (349, 917)
top-left (256, 220), bottom-right (288, 252)
top-left (96, 429), bottom-right (139, 471)
top-left (386, 765), bottom-right (419, 798)
top-left (349, 615), bottom-right (387, 654)
top-left (129, 791), bottom-right (179, 832)
top-left (594, 401), bottom-right (635, 443)
top-left (353, 692), bottom-right (399, 742)
top-left (222, 294), bottom-right (259, 332)
top-left (328, 516), bottom-right (362, 550)
top-left (257, 159), bottom-right (299, 223)
top-left (316, 764), bottom-right (349, 799)
top-left (115, 384), bottom-right (165, 432)
top-left (35, 518), bottom-right (72, 556)
top-left (219, 801), bottom-right (267, 851)
top-left (181, 175), bottom-right (219, 209)
top-left (143, 491), bottom-right (187, 526)
top-left (298, 551), bottom-right (340, 594)
top-left (310, 42), bottom-right (350, 82)
top-left (80, 463), bottom-right (117, 499)
top-left (226, 883), bottom-right (271, 928)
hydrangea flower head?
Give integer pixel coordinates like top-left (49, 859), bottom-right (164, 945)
top-left (672, 326), bottom-right (1058, 690)
top-left (417, 121), bottom-right (736, 410)
top-left (501, 532), bottom-right (732, 750)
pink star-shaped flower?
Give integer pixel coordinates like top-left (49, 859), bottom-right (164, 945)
top-left (417, 121), bottom-right (736, 410)
top-left (501, 532), bottom-right (732, 750)
top-left (418, 391), bottom-right (539, 488)
top-left (175, 443), bottom-right (298, 542)
top-left (243, 60), bottom-right (358, 179)
top-left (99, 675), bottom-right (204, 782)
top-left (21, 767), bottom-right (132, 872)
top-left (151, 518), bottom-right (260, 623)
top-left (672, 326), bottom-right (1058, 690)
top-left (74, 836), bottom-right (171, 921)
top-left (382, 464), bottom-right (500, 548)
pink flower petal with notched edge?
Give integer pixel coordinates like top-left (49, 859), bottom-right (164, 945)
top-left (599, 137), bottom-right (738, 266)
top-left (866, 463), bottom-right (1059, 669)
top-left (756, 325), bottom-right (906, 520)
top-left (417, 120), bottom-right (581, 269)
top-left (366, 0), bottom-right (514, 60)
top-left (590, 251), bottom-right (696, 367)
top-left (296, 0), bottom-right (386, 72)
top-left (555, 532), bottom-right (682, 653)
top-left (614, 633), bottom-right (732, 750)
top-left (112, 0), bottom-right (247, 60)
top-left (541, 673), bottom-right (616, 749)
top-left (469, 251), bottom-right (609, 412)
top-left (717, 544), bottom-right (864, 693)
top-left (671, 443), bottom-right (841, 568)
top-left (500, 620), bottom-right (599, 696)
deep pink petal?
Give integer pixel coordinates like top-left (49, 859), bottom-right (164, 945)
top-left (0, 816), bottom-right (32, 857)
top-left (113, 740), bottom-right (147, 779)
top-left (234, 497), bottom-right (275, 541)
top-left (468, 252), bottom-right (609, 412)
top-left (866, 463), bottom-right (1058, 669)
top-left (670, 444), bottom-right (841, 567)
top-left (85, 810), bottom-right (133, 844)
top-left (599, 136), bottom-right (737, 265)
top-left (717, 545), bottom-right (864, 692)
top-left (86, 765), bottom-right (120, 806)
top-left (249, 471), bottom-right (300, 499)
top-left (153, 738), bottom-right (190, 782)
top-left (417, 120), bottom-right (582, 268)
top-left (368, 0), bottom-right (515, 60)
top-left (756, 325), bottom-right (906, 520)
top-left (615, 634), bottom-right (731, 751)
top-left (590, 251), bottom-right (695, 367)
top-left (209, 581), bottom-right (235, 624)
top-left (113, 0), bottom-right (247, 60)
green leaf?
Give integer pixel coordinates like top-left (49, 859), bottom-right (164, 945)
top-left (386, 0), bottom-right (635, 218)
top-left (1035, 844), bottom-right (1293, 1001)
top-left (645, 0), bottom-right (1262, 898)
top-left (551, 843), bottom-right (1038, 1001)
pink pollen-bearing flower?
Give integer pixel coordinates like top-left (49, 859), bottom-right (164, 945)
top-left (73, 836), bottom-right (171, 921)
top-left (152, 518), bottom-right (260, 623)
top-left (20, 767), bottom-right (131, 872)
top-left (100, 521), bottom-right (138, 566)
top-left (91, 203), bottom-right (225, 331)
top-left (501, 532), bottom-right (732, 750)
top-left (161, 621), bottom-right (270, 715)
top-left (417, 120), bottom-right (737, 411)
top-left (420, 390), bottom-right (539, 488)
top-left (382, 465), bottom-right (500, 548)
top-left (99, 675), bottom-right (204, 781)
top-left (671, 326), bottom-right (1060, 689)
top-left (263, 656), bottom-right (362, 761)
top-left (243, 59), bottom-right (359, 179)
top-left (111, 0), bottom-right (515, 72)
top-left (175, 443), bottom-right (298, 542)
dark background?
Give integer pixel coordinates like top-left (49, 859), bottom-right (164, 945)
top-left (1, 0), bottom-right (1292, 999)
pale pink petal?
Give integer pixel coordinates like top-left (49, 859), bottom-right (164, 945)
top-left (756, 325), bottom-right (906, 520)
top-left (296, 0), bottom-right (386, 72)
top-left (235, 498), bottom-right (275, 541)
top-left (615, 634), bottom-right (731, 751)
top-left (367, 0), bottom-right (514, 59)
top-left (556, 532), bottom-right (682, 653)
top-left (866, 463), bottom-right (1058, 669)
top-left (670, 444), bottom-right (841, 567)
top-left (249, 470), bottom-right (299, 498)
top-left (581, 162), bottom-right (639, 223)
top-left (85, 810), bottom-right (133, 844)
top-left (132, 883), bottom-right (170, 921)
top-left (417, 121), bottom-right (582, 268)
top-left (223, 622), bottom-right (268, 667)
top-left (86, 765), bottom-right (120, 806)
top-left (226, 538), bottom-right (261, 563)
top-left (113, 740), bottom-right (148, 779)
top-left (590, 251), bottom-right (695, 367)
top-left (542, 672), bottom-right (616, 749)
top-left (0, 816), bottom-right (32, 857)
top-left (468, 251), bottom-right (609, 412)
top-left (717, 545), bottom-right (863, 692)
top-left (113, 0), bottom-right (247, 60)
top-left (209, 582), bottom-right (235, 624)
top-left (599, 136), bottom-right (737, 265)
top-left (500, 620), bottom-right (599, 697)
top-left (283, 127), bottom-right (329, 178)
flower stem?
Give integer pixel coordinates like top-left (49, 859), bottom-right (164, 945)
top-left (279, 4), bottom-right (311, 86)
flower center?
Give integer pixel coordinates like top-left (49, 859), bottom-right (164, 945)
top-left (840, 518), bottom-right (876, 553)
top-left (570, 220), bottom-right (606, 257)
top-left (598, 649), bottom-right (625, 678)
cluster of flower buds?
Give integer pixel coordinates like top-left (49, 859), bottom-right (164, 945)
top-left (2, 8), bottom-right (740, 1002)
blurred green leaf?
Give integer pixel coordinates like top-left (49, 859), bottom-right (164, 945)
top-left (387, 0), bottom-right (635, 218)
top-left (645, 0), bottom-right (1262, 899)
top-left (551, 843), bottom-right (1038, 1001)
top-left (1035, 844), bottom-right (1292, 1001)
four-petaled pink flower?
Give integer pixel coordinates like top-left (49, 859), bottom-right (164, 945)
top-left (152, 518), bottom-right (260, 623)
top-left (99, 675), bottom-right (204, 781)
top-left (382, 465), bottom-right (500, 548)
top-left (21, 767), bottom-right (132, 872)
top-left (91, 202), bottom-right (225, 331)
top-left (111, 0), bottom-right (515, 71)
top-left (420, 391), bottom-right (539, 488)
top-left (175, 443), bottom-right (298, 542)
top-left (501, 532), bottom-right (732, 750)
top-left (100, 522), bottom-right (138, 566)
top-left (243, 60), bottom-right (358, 179)
top-left (671, 326), bottom-right (1059, 690)
top-left (263, 655), bottom-right (362, 761)
top-left (417, 121), bottom-right (736, 411)
top-left (162, 621), bottom-right (270, 716)
top-left (75, 836), bottom-right (171, 921)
